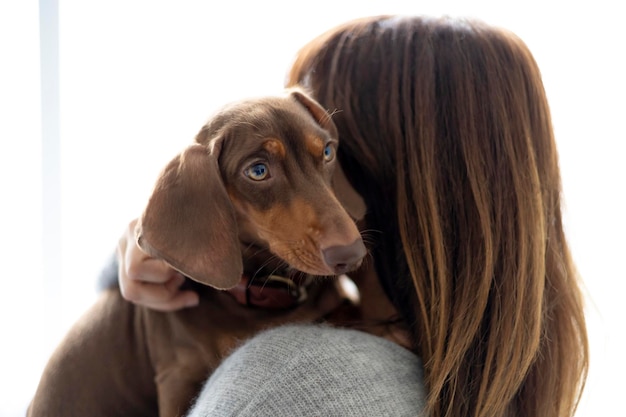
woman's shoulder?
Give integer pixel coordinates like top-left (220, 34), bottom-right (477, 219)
top-left (187, 324), bottom-right (426, 417)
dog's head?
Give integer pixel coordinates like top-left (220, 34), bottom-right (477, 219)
top-left (135, 89), bottom-right (366, 290)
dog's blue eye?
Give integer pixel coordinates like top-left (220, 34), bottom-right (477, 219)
top-left (245, 163), bottom-right (269, 181)
top-left (323, 144), bottom-right (334, 162)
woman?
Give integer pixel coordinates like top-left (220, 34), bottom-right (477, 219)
top-left (119, 15), bottom-right (588, 417)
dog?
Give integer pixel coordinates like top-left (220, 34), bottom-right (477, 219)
top-left (28, 89), bottom-right (368, 417)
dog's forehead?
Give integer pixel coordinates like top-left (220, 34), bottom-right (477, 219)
top-left (261, 134), bottom-right (324, 160)
top-left (262, 139), bottom-right (286, 158)
top-left (224, 98), bottom-right (329, 157)
top-left (303, 134), bottom-right (325, 156)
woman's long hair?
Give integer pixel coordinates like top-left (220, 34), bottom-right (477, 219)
top-left (287, 15), bottom-right (588, 417)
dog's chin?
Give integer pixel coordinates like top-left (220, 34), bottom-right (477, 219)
top-left (239, 242), bottom-right (290, 279)
top-left (239, 241), bottom-right (334, 283)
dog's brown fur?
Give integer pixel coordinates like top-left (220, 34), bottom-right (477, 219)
top-left (28, 90), bottom-right (367, 417)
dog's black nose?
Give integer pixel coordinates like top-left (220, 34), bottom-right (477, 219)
top-left (323, 239), bottom-right (367, 274)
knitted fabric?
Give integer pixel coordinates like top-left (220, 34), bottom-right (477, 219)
top-left (186, 324), bottom-right (425, 417)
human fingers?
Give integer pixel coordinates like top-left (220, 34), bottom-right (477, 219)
top-left (117, 219), bottom-right (199, 311)
top-left (122, 273), bottom-right (200, 312)
top-left (118, 218), bottom-right (177, 287)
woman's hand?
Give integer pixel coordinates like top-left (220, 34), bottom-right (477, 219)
top-left (117, 219), bottom-right (199, 311)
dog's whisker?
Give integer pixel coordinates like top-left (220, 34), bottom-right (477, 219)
top-left (248, 253), bottom-right (289, 286)
top-left (257, 261), bottom-right (292, 292)
top-left (291, 269), bottom-right (307, 281)
top-left (359, 228), bottom-right (382, 237)
top-left (328, 108), bottom-right (343, 119)
top-left (358, 230), bottom-right (380, 247)
top-left (242, 244), bottom-right (270, 258)
top-left (241, 242), bottom-right (258, 257)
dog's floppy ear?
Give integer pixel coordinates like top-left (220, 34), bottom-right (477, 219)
top-left (289, 88), bottom-right (366, 221)
top-left (289, 88), bottom-right (338, 140)
top-left (135, 142), bottom-right (243, 290)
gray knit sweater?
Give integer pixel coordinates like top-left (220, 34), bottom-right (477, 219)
top-left (187, 324), bottom-right (426, 417)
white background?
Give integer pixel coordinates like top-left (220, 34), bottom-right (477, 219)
top-left (1, 1), bottom-right (624, 416)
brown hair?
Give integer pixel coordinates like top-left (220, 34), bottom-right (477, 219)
top-left (287, 15), bottom-right (588, 417)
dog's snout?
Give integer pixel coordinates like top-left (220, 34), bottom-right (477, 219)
top-left (322, 239), bottom-right (367, 274)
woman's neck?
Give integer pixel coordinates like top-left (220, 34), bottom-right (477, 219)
top-left (333, 264), bottom-right (414, 350)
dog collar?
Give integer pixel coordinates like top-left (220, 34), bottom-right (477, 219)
top-left (227, 274), bottom-right (310, 310)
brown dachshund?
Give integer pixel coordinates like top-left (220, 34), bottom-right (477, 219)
top-left (28, 89), bottom-right (367, 417)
